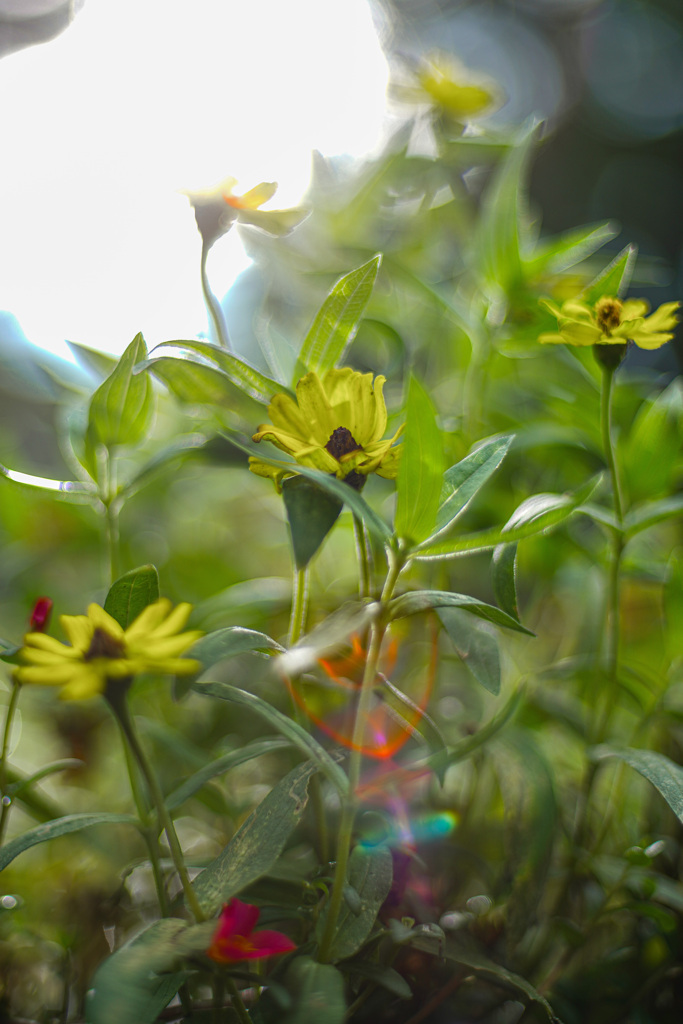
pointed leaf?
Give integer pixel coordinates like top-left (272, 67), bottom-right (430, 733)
top-left (433, 435), bottom-right (513, 538)
top-left (282, 474), bottom-right (344, 568)
top-left (142, 340), bottom-right (290, 404)
top-left (438, 607), bottom-right (501, 694)
top-left (166, 738), bottom-right (292, 811)
top-left (595, 746), bottom-right (683, 824)
top-left (139, 355), bottom-right (239, 405)
top-left (87, 333), bottom-right (153, 450)
top-left (492, 542), bottom-right (519, 620)
top-left (193, 682), bottom-right (349, 796)
top-left (299, 255), bottom-right (382, 376)
top-left (525, 221), bottom-right (617, 277)
top-left (625, 495), bottom-right (683, 538)
top-left (582, 243), bottom-right (637, 304)
top-left (280, 958), bottom-right (346, 1024)
top-left (193, 627), bottom-right (285, 675)
top-left (389, 590), bottom-right (533, 635)
top-left (319, 845), bottom-right (393, 962)
top-left (104, 565), bottom-right (160, 629)
top-left (395, 374), bottom-right (444, 545)
top-left (0, 813), bottom-right (139, 872)
top-left (191, 760), bottom-right (318, 915)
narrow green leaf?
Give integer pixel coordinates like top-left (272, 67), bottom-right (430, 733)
top-left (193, 682), bottom-right (349, 796)
top-left (395, 373), bottom-right (444, 545)
top-left (299, 255), bottom-right (382, 376)
top-left (193, 627), bottom-right (285, 671)
top-left (319, 845), bottom-right (393, 962)
top-left (433, 436), bottom-right (514, 538)
top-left (415, 476), bottom-right (600, 559)
top-left (119, 433), bottom-right (212, 498)
top-left (582, 243), bottom-right (637, 303)
top-left (343, 961), bottom-right (412, 1000)
top-left (492, 542), bottom-right (519, 620)
top-left (191, 760), bottom-right (318, 915)
top-left (87, 333), bottom-right (153, 449)
top-left (138, 355), bottom-right (238, 406)
top-left (625, 495), bottom-right (683, 538)
top-left (438, 608), bottom-right (501, 695)
top-left (9, 759), bottom-right (84, 796)
top-left (389, 590), bottom-right (534, 635)
top-left (525, 221), bottom-right (617, 277)
top-left (595, 746), bottom-right (683, 824)
top-left (406, 930), bottom-right (561, 1022)
top-left (282, 474), bottom-right (344, 568)
top-left (104, 565), bottom-right (160, 629)
top-left (448, 688), bottom-right (524, 765)
top-left (0, 813), bottom-right (140, 872)
top-left (145, 340), bottom-right (290, 405)
top-left (381, 679), bottom-right (449, 783)
top-left (85, 920), bottom-right (186, 1024)
top-left (166, 738), bottom-right (292, 811)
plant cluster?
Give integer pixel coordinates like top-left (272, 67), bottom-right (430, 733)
top-left (0, 55), bottom-right (682, 1024)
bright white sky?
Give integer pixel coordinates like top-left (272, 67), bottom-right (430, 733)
top-left (0, 0), bottom-right (388, 357)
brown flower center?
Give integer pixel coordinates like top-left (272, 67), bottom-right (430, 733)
top-left (85, 628), bottom-right (126, 661)
top-left (595, 297), bottom-right (622, 335)
top-left (325, 427), bottom-right (362, 461)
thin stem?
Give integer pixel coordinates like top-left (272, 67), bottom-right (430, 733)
top-left (104, 500), bottom-right (121, 587)
top-left (318, 546), bottom-right (405, 962)
top-left (353, 515), bottom-right (372, 600)
top-left (225, 974), bottom-right (251, 1024)
top-left (288, 566), bottom-right (309, 648)
top-left (201, 239), bottom-right (232, 350)
top-left (0, 680), bottom-right (21, 845)
top-left (107, 690), bottom-right (205, 922)
top-left (113, 712), bottom-right (170, 916)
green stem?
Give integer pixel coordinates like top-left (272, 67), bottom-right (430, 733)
top-left (107, 690), bottom-right (205, 922)
top-left (225, 974), bottom-right (251, 1024)
top-left (318, 545), bottom-right (405, 962)
top-left (0, 680), bottom-right (21, 845)
top-left (104, 500), bottom-right (121, 587)
top-left (113, 713), bottom-right (170, 917)
top-left (288, 566), bottom-right (309, 648)
top-left (353, 515), bottom-right (372, 600)
top-left (201, 239), bottom-right (232, 350)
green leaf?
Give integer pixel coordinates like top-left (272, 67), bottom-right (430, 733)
top-left (85, 920), bottom-right (186, 1024)
top-left (119, 433), bottom-right (212, 499)
top-left (9, 759), bottom-right (85, 797)
top-left (103, 565), bottom-right (160, 629)
top-left (448, 687), bottom-right (524, 764)
top-left (382, 678), bottom-right (449, 781)
top-left (139, 355), bottom-right (238, 405)
top-left (625, 495), bottom-right (683, 538)
top-left (492, 542), bottom-right (519, 620)
top-left (191, 760), bottom-right (318, 916)
top-left (415, 476), bottom-right (599, 559)
top-left (438, 608), bottom-right (501, 695)
top-left (582, 243), bottom-right (637, 304)
top-left (0, 813), bottom-right (140, 872)
top-left (395, 373), bottom-right (444, 545)
top-left (194, 626), bottom-right (285, 671)
top-left (143, 340), bottom-right (290, 404)
top-left (166, 738), bottom-right (292, 811)
top-left (342, 961), bottom-right (412, 1000)
top-left (622, 382), bottom-right (683, 504)
top-left (318, 845), bottom-right (393, 962)
top-left (433, 436), bottom-right (514, 538)
top-left (298, 255), bottom-right (382, 377)
top-left (595, 746), bottom-right (683, 824)
top-left (279, 957), bottom-right (346, 1024)
top-left (66, 340), bottom-right (118, 379)
top-left (389, 590), bottom-right (534, 635)
top-left (193, 682), bottom-right (349, 796)
top-left (282, 475), bottom-right (344, 568)
top-left (223, 428), bottom-right (394, 545)
top-left (525, 221), bottom-right (617, 277)
top-left (87, 333), bottom-right (153, 451)
top-left (405, 929), bottom-right (561, 1022)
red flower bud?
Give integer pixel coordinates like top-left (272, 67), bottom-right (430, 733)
top-left (29, 597), bottom-right (53, 633)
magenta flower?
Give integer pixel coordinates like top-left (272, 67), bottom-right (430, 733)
top-left (29, 597), bottom-right (53, 633)
top-left (207, 899), bottom-right (296, 964)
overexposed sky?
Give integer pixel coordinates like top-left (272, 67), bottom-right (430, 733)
top-left (0, 0), bottom-right (388, 356)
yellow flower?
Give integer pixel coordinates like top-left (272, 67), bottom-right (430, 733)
top-left (392, 52), bottom-right (501, 121)
top-left (16, 600), bottom-right (203, 700)
top-left (183, 176), bottom-right (306, 248)
top-left (539, 295), bottom-right (680, 350)
top-left (249, 369), bottom-right (402, 490)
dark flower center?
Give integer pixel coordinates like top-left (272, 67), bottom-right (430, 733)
top-left (325, 427), bottom-right (362, 460)
top-left (85, 628), bottom-right (126, 661)
top-left (595, 297), bottom-right (622, 335)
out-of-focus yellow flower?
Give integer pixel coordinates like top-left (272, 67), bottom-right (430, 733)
top-left (392, 51), bottom-right (501, 121)
top-left (184, 177), bottom-right (306, 248)
top-left (16, 600), bottom-right (203, 700)
top-left (539, 295), bottom-right (680, 350)
top-left (250, 369), bottom-right (402, 490)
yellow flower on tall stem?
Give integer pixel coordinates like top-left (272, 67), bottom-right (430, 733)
top-left (391, 51), bottom-right (501, 122)
top-left (539, 295), bottom-right (679, 350)
top-left (249, 368), bottom-right (402, 490)
top-left (16, 600), bottom-right (202, 700)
